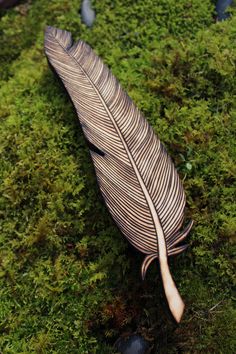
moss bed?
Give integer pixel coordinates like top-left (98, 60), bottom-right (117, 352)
top-left (0, 0), bottom-right (235, 353)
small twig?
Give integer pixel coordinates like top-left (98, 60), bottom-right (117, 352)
top-left (209, 300), bottom-right (223, 312)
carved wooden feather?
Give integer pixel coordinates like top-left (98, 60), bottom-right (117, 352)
top-left (44, 26), bottom-right (193, 323)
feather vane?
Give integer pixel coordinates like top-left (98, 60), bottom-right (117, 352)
top-left (44, 27), bottom-right (193, 322)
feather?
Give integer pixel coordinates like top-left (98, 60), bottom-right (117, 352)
top-left (44, 26), bottom-right (193, 323)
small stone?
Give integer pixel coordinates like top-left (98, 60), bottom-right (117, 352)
top-left (81, 0), bottom-right (96, 28)
top-left (0, 0), bottom-right (20, 9)
top-left (216, 0), bottom-right (233, 21)
top-left (115, 334), bottom-right (149, 354)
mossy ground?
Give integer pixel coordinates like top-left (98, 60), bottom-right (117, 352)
top-left (0, 1), bottom-right (235, 353)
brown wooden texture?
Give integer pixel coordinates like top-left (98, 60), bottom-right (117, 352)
top-left (44, 26), bottom-right (193, 322)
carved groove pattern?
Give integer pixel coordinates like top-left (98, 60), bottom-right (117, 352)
top-left (45, 27), bottom-right (193, 322)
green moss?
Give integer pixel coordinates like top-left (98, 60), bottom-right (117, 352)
top-left (0, 0), bottom-right (235, 352)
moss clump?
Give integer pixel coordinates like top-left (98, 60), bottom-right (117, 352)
top-left (0, 0), bottom-right (235, 353)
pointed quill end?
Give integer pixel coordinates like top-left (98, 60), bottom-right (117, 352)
top-left (170, 296), bottom-right (185, 323)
